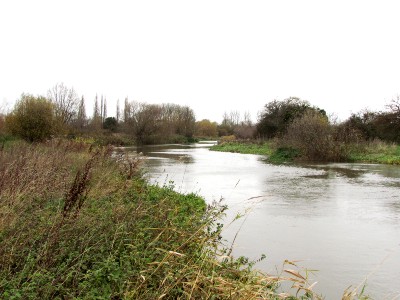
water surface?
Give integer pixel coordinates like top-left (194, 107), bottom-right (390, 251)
top-left (124, 142), bottom-right (400, 299)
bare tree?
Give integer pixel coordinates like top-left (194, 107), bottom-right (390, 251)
top-left (47, 83), bottom-right (79, 125)
top-left (116, 99), bottom-right (120, 123)
top-left (75, 96), bottom-right (87, 129)
top-left (243, 111), bottom-right (252, 126)
top-left (229, 110), bottom-right (240, 126)
top-left (387, 95), bottom-right (400, 115)
top-left (123, 97), bottom-right (130, 124)
top-left (103, 97), bottom-right (107, 124)
top-left (91, 94), bottom-right (102, 129)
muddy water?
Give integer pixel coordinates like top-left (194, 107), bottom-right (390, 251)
top-left (124, 142), bottom-right (400, 299)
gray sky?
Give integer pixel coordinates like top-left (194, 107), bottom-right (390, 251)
top-left (1, 0), bottom-right (400, 122)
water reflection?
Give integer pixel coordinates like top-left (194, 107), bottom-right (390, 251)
top-left (122, 143), bottom-right (400, 299)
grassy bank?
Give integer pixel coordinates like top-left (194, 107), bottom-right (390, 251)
top-left (1, 140), bottom-right (335, 299)
top-left (211, 141), bottom-right (400, 165)
top-left (210, 141), bottom-right (297, 164)
top-left (348, 141), bottom-right (400, 164)
top-left (211, 142), bottom-right (273, 156)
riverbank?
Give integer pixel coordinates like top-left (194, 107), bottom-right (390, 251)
top-left (210, 141), bottom-right (400, 165)
top-left (1, 140), bottom-right (332, 299)
top-left (210, 141), bottom-right (274, 156)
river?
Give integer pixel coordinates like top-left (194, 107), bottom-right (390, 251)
top-left (126, 142), bottom-right (400, 299)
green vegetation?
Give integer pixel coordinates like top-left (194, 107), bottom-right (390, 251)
top-left (5, 94), bottom-right (59, 142)
top-left (210, 96), bottom-right (400, 164)
top-left (0, 141), bottom-right (329, 299)
top-left (211, 140), bottom-right (400, 165)
top-left (211, 141), bottom-right (273, 156)
top-left (348, 142), bottom-right (400, 165)
top-left (210, 142), bottom-right (301, 164)
top-left (268, 147), bottom-right (301, 164)
top-left (256, 97), bottom-right (326, 139)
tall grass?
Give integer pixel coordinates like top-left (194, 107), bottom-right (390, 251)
top-left (348, 140), bottom-right (400, 164)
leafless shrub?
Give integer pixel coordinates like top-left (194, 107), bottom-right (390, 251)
top-left (282, 111), bottom-right (346, 161)
top-left (63, 150), bottom-right (100, 218)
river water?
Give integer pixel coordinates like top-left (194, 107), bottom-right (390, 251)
top-left (125, 142), bottom-right (400, 299)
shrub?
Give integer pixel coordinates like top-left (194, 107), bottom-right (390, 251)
top-left (256, 97), bottom-right (326, 139)
top-left (282, 111), bottom-right (341, 161)
top-left (220, 135), bottom-right (236, 143)
top-left (5, 94), bottom-right (60, 142)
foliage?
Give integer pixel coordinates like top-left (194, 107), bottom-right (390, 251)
top-left (103, 117), bottom-right (118, 132)
top-left (234, 123), bottom-right (256, 139)
top-left (220, 135), bottom-right (237, 143)
top-left (281, 110), bottom-right (346, 162)
top-left (5, 94), bottom-right (59, 142)
top-left (218, 111), bottom-right (255, 138)
top-left (343, 100), bottom-right (400, 143)
top-left (256, 97), bottom-right (325, 139)
top-left (74, 96), bottom-right (88, 129)
top-left (123, 101), bottom-right (196, 144)
top-left (195, 119), bottom-right (218, 137)
top-left (47, 82), bottom-right (80, 126)
top-left (211, 141), bottom-right (273, 156)
top-left (348, 141), bottom-right (400, 164)
top-left (0, 113), bottom-right (5, 135)
top-left (268, 147), bottom-right (300, 163)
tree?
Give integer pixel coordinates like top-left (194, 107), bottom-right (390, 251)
top-left (91, 95), bottom-right (102, 129)
top-left (0, 113), bottom-right (5, 136)
top-left (75, 96), bottom-right (87, 129)
top-left (175, 106), bottom-right (196, 138)
top-left (343, 110), bottom-right (379, 141)
top-left (282, 110), bottom-right (341, 161)
top-left (195, 119), bottom-right (218, 137)
top-left (218, 111), bottom-right (236, 136)
top-left (386, 95), bottom-right (400, 115)
top-left (256, 97), bottom-right (324, 138)
top-left (103, 117), bottom-right (118, 132)
top-left (122, 100), bottom-right (197, 144)
top-left (133, 103), bottom-right (162, 144)
top-left (47, 83), bottom-right (79, 125)
top-left (100, 96), bottom-right (107, 124)
top-left (5, 94), bottom-right (57, 142)
top-left (0, 103), bottom-right (6, 136)
top-left (116, 99), bottom-right (120, 123)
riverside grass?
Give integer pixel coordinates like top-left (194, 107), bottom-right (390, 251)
top-left (348, 141), bottom-right (400, 165)
top-left (210, 141), bottom-right (273, 156)
top-left (211, 140), bottom-right (400, 165)
top-left (0, 140), bottom-right (338, 299)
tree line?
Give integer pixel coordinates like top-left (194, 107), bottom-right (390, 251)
top-left (254, 96), bottom-right (400, 161)
top-left (1, 83), bottom-right (399, 149)
top-left (0, 83), bottom-right (196, 144)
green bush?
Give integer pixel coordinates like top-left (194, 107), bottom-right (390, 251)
top-left (5, 94), bottom-right (60, 142)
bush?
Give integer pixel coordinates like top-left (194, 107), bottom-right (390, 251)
top-left (256, 97), bottom-right (326, 139)
top-left (5, 94), bottom-right (59, 142)
top-left (282, 111), bottom-right (342, 161)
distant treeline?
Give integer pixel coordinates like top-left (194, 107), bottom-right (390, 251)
top-left (0, 83), bottom-right (399, 148)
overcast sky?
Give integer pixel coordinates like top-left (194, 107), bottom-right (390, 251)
top-left (1, 0), bottom-right (400, 122)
